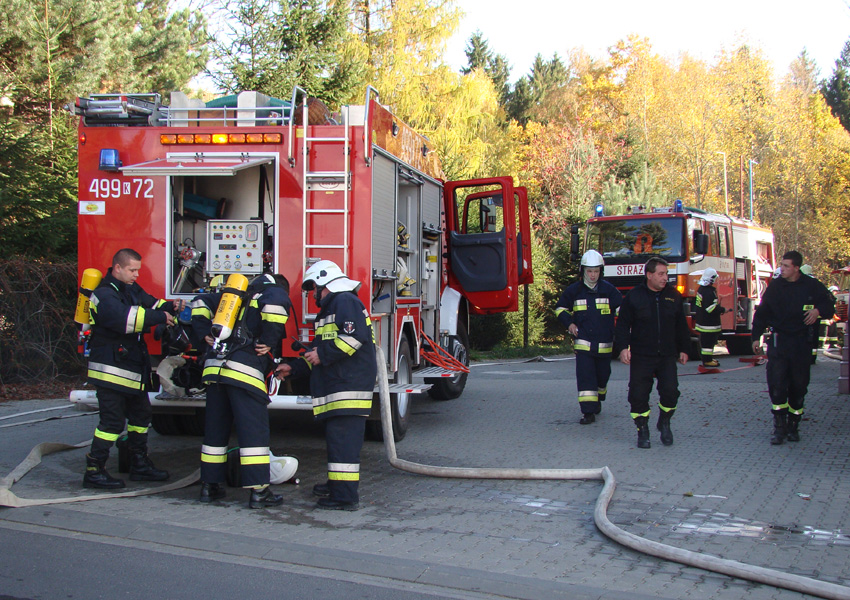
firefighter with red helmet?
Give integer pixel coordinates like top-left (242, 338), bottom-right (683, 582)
top-left (555, 250), bottom-right (623, 424)
top-left (694, 268), bottom-right (726, 368)
top-left (275, 260), bottom-right (377, 511)
top-left (195, 273), bottom-right (290, 508)
top-left (83, 248), bottom-right (180, 489)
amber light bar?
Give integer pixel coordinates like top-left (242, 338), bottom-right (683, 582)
top-left (160, 133), bottom-right (283, 145)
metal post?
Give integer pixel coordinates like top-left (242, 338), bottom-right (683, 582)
top-left (715, 151), bottom-right (728, 215)
top-left (748, 159), bottom-right (758, 221)
top-left (523, 283), bottom-right (529, 349)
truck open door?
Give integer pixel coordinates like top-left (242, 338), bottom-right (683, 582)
top-left (443, 177), bottom-right (520, 313)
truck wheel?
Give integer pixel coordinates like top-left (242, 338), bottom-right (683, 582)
top-left (725, 336), bottom-right (754, 356)
top-left (427, 322), bottom-right (469, 400)
top-left (151, 414), bottom-right (182, 436)
top-left (179, 409), bottom-right (206, 436)
top-left (366, 335), bottom-right (412, 442)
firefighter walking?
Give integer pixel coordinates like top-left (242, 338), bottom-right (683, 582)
top-left (275, 260), bottom-right (377, 511)
top-left (615, 257), bottom-right (690, 449)
top-left (751, 251), bottom-right (834, 445)
top-left (555, 250), bottom-right (622, 424)
top-left (195, 274), bottom-right (290, 508)
top-left (83, 248), bottom-right (179, 489)
top-left (694, 268), bottom-right (726, 368)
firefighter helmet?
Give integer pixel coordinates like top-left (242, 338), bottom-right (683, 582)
top-left (829, 285), bottom-right (839, 293)
top-left (699, 267), bottom-right (718, 286)
top-left (302, 260), bottom-right (360, 293)
top-left (580, 250), bottom-right (604, 268)
top-left (801, 264), bottom-right (813, 276)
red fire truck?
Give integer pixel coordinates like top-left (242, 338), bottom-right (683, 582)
top-left (572, 201), bottom-right (775, 355)
top-left (69, 87), bottom-right (533, 440)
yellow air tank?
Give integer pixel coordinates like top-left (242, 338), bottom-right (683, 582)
top-left (74, 268), bottom-right (103, 325)
top-left (210, 273), bottom-right (249, 341)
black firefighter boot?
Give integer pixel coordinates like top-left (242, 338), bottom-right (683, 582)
top-left (657, 410), bottom-right (674, 446)
top-left (83, 454), bottom-right (126, 489)
top-left (786, 414), bottom-right (801, 442)
top-left (249, 485), bottom-right (283, 509)
top-left (635, 416), bottom-right (651, 449)
top-left (770, 412), bottom-right (787, 445)
top-left (129, 450), bottom-right (170, 482)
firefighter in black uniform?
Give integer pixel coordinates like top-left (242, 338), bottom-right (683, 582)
top-left (275, 260), bottom-right (377, 511)
top-left (83, 248), bottom-right (179, 489)
top-left (614, 257), bottom-right (690, 449)
top-left (195, 274), bottom-right (290, 508)
top-left (555, 250), bottom-right (622, 424)
top-left (694, 268), bottom-right (726, 368)
top-left (751, 251), bottom-right (834, 445)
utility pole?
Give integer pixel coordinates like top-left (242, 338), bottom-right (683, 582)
top-left (749, 159), bottom-right (758, 221)
top-left (739, 155), bottom-right (745, 218)
top-left (715, 151), bottom-right (728, 214)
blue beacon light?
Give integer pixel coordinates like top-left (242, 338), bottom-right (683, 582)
top-left (99, 149), bottom-right (122, 171)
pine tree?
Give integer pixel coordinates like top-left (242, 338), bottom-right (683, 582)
top-left (821, 39), bottom-right (850, 133)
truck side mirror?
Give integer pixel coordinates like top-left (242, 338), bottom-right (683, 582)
top-left (570, 227), bottom-right (580, 262)
top-left (693, 232), bottom-right (708, 255)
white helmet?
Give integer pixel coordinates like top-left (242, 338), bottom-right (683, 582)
top-left (801, 264), bottom-right (813, 276)
top-left (580, 249), bottom-right (604, 268)
top-left (773, 267), bottom-right (781, 279)
top-left (269, 453), bottom-right (298, 484)
top-left (829, 285), bottom-right (839, 293)
top-left (302, 259), bottom-right (360, 293)
top-left (699, 267), bottom-right (718, 286)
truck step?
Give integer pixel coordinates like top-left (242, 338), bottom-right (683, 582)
top-left (414, 366), bottom-right (466, 378)
top-left (377, 383), bottom-right (432, 394)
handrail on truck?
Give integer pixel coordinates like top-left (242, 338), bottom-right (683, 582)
top-left (362, 86), bottom-right (380, 167)
top-left (288, 86), bottom-right (309, 168)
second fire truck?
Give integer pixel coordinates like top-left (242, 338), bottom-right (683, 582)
top-left (572, 200), bottom-right (775, 356)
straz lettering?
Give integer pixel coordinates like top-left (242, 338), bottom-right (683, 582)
top-left (615, 264), bottom-right (644, 276)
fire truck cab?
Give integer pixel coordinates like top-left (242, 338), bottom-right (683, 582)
top-left (69, 88), bottom-right (533, 440)
top-left (575, 201), bottom-right (774, 356)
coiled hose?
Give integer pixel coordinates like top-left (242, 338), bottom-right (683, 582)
top-left (376, 347), bottom-right (850, 600)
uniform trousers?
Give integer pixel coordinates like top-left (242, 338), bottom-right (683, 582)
top-left (201, 383), bottom-right (270, 487)
top-left (90, 387), bottom-right (151, 462)
top-left (698, 331), bottom-right (718, 362)
top-left (627, 354), bottom-right (680, 418)
top-left (324, 415), bottom-right (367, 504)
top-left (575, 351), bottom-right (612, 415)
top-left (766, 333), bottom-right (812, 415)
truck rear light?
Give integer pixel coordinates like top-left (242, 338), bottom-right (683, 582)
top-left (177, 134), bottom-right (195, 144)
top-left (246, 133), bottom-right (264, 143)
top-left (194, 134), bottom-right (212, 144)
top-left (212, 134), bottom-right (228, 144)
top-left (676, 274), bottom-right (687, 295)
top-left (161, 134), bottom-right (177, 144)
top-left (79, 132), bottom-right (86, 145)
top-left (228, 133), bottom-right (246, 143)
top-left (263, 133), bottom-right (282, 143)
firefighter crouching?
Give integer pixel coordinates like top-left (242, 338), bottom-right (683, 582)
top-left (752, 251), bottom-right (835, 445)
top-left (554, 250), bottom-right (622, 424)
top-left (83, 248), bottom-right (182, 489)
top-left (275, 260), bottom-right (377, 511)
top-left (194, 274), bottom-right (290, 508)
top-left (694, 268), bottom-right (726, 368)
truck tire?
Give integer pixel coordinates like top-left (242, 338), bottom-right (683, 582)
top-left (725, 336), bottom-right (754, 356)
top-left (427, 322), bottom-right (469, 400)
top-left (151, 414), bottom-right (182, 436)
top-left (366, 335), bottom-right (412, 442)
top-left (179, 409), bottom-right (206, 436)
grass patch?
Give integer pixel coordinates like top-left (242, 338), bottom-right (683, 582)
top-left (470, 341), bottom-right (573, 361)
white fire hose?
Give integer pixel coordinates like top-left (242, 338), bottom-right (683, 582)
top-left (374, 346), bottom-right (850, 600)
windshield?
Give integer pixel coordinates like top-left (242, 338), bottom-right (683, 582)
top-left (587, 217), bottom-right (685, 262)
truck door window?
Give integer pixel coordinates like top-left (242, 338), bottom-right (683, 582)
top-left (463, 193), bottom-right (503, 234)
top-left (717, 225), bottom-right (729, 257)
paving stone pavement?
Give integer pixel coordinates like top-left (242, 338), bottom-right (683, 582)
top-left (1, 352), bottom-right (849, 599)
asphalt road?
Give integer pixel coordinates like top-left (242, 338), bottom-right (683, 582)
top-left (1, 352), bottom-right (849, 600)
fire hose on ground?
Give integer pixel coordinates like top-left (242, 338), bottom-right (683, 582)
top-left (374, 346), bottom-right (850, 600)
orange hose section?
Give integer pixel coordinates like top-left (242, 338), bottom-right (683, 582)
top-left (420, 332), bottom-right (470, 373)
